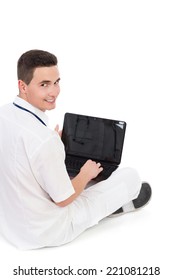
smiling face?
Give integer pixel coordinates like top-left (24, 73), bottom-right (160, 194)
top-left (18, 66), bottom-right (60, 112)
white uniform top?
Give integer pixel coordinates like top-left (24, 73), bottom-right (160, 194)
top-left (0, 96), bottom-right (75, 249)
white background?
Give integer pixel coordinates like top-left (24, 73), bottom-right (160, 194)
top-left (0, 0), bottom-right (172, 279)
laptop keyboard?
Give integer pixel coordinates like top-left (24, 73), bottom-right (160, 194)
top-left (65, 156), bottom-right (117, 180)
top-left (65, 157), bottom-right (87, 172)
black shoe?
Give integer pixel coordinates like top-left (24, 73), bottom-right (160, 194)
top-left (112, 182), bottom-right (152, 215)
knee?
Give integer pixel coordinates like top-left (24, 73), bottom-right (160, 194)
top-left (124, 167), bottom-right (141, 197)
top-left (114, 167), bottom-right (141, 197)
top-left (121, 167), bottom-right (140, 180)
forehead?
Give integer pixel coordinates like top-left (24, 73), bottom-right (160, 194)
top-left (32, 66), bottom-right (60, 81)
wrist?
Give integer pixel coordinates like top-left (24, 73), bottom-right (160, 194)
top-left (78, 169), bottom-right (92, 185)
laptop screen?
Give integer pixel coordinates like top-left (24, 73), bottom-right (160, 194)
top-left (62, 113), bottom-right (126, 164)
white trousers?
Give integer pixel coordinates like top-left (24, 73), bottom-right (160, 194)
top-left (66, 167), bottom-right (141, 244)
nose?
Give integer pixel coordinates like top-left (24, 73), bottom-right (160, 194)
top-left (48, 84), bottom-right (60, 97)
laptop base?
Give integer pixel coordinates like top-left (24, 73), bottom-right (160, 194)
top-left (65, 155), bottom-right (118, 182)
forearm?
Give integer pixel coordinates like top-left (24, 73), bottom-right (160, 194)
top-left (56, 160), bottom-right (103, 207)
top-left (55, 171), bottom-right (90, 207)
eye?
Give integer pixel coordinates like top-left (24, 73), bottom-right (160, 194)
top-left (54, 78), bottom-right (61, 85)
top-left (41, 83), bottom-right (48, 87)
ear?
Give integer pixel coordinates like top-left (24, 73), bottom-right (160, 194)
top-left (18, 80), bottom-right (27, 95)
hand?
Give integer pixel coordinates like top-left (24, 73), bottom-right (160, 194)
top-left (80, 159), bottom-right (103, 181)
top-left (55, 124), bottom-right (62, 138)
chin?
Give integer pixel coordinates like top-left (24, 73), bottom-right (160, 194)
top-left (46, 103), bottom-right (56, 111)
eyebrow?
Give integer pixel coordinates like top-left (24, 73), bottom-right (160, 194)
top-left (55, 77), bottom-right (61, 83)
top-left (39, 80), bottom-right (51, 84)
top-left (39, 78), bottom-right (60, 85)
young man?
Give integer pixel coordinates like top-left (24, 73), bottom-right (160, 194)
top-left (0, 50), bottom-right (151, 249)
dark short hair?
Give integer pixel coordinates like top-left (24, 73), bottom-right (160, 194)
top-left (17, 49), bottom-right (58, 85)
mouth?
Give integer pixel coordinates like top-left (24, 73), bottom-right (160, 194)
top-left (45, 98), bottom-right (56, 104)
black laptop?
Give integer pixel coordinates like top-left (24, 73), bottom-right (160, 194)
top-left (61, 112), bottom-right (126, 181)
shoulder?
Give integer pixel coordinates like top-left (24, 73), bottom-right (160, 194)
top-left (0, 103), bottom-right (12, 115)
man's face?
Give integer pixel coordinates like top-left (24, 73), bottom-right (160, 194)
top-left (19, 66), bottom-right (60, 112)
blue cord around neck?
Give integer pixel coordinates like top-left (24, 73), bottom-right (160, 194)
top-left (13, 102), bottom-right (47, 127)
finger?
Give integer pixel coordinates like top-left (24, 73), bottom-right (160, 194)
top-left (98, 167), bottom-right (103, 173)
top-left (55, 124), bottom-right (59, 132)
top-left (58, 130), bottom-right (62, 137)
